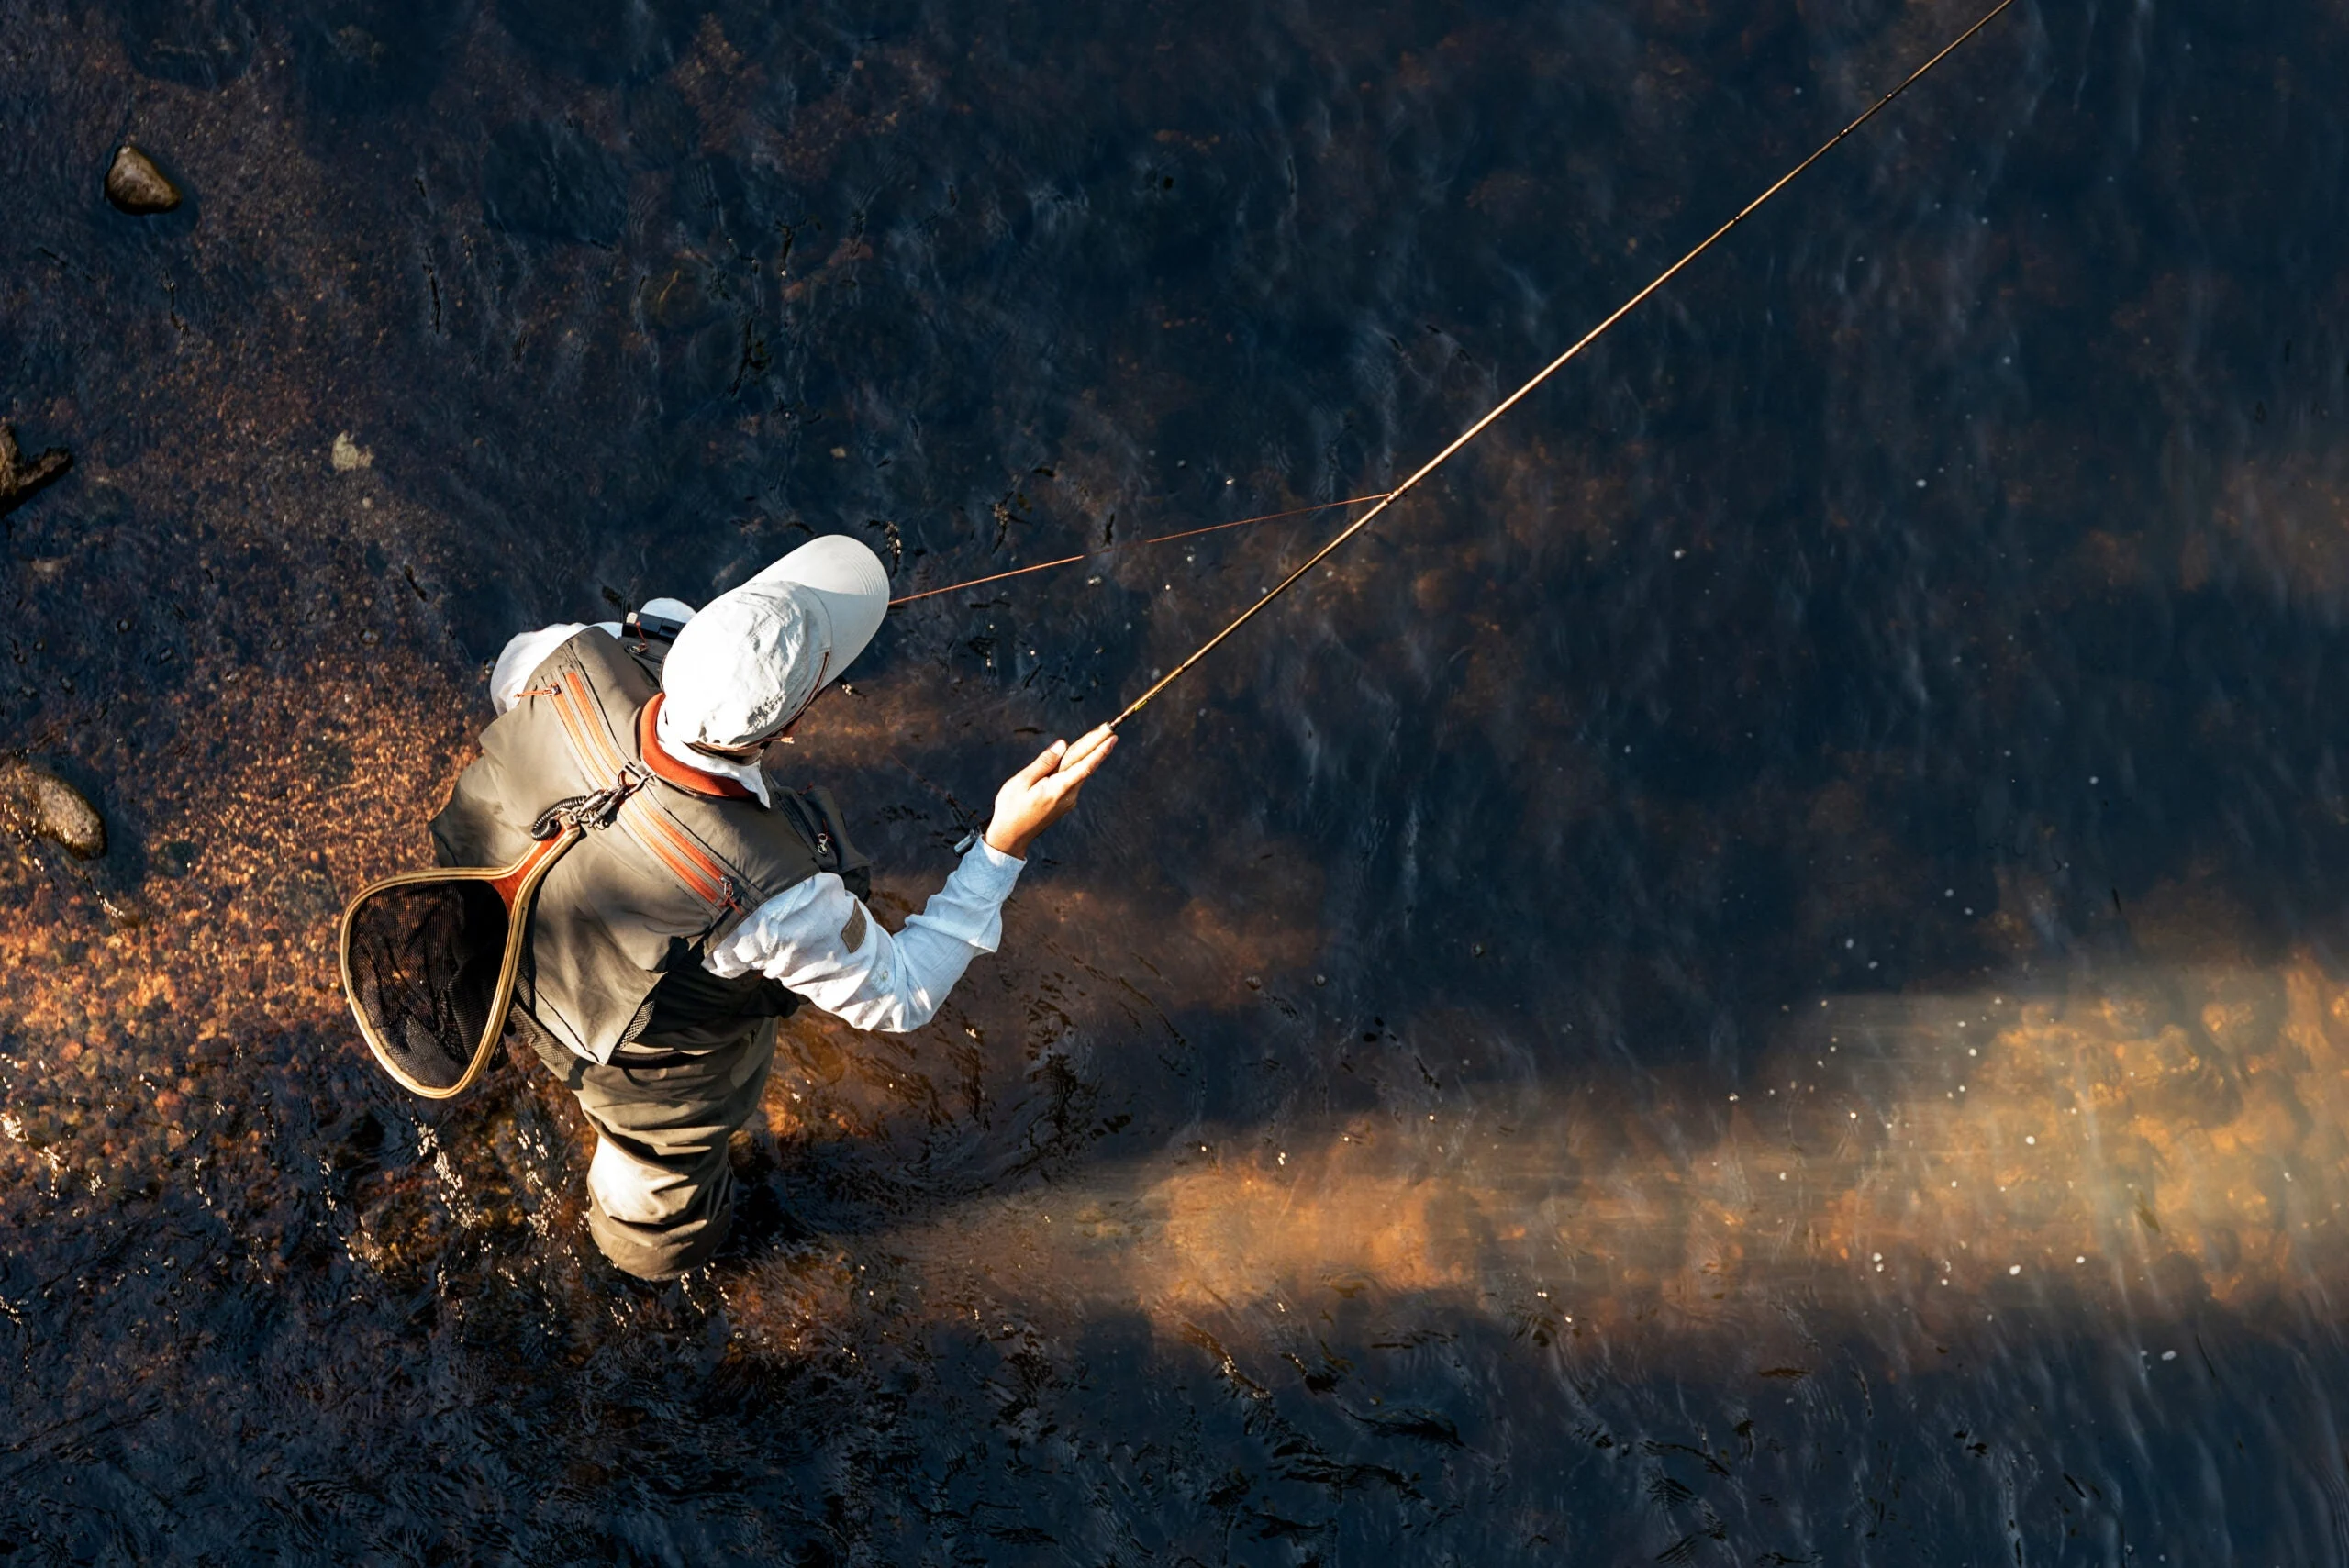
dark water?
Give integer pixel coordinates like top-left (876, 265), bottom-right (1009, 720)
top-left (6, 0), bottom-right (2349, 1560)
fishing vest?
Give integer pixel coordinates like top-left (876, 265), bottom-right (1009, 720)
top-left (429, 628), bottom-right (871, 1064)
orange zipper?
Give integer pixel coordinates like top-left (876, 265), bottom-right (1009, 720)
top-left (546, 662), bottom-right (740, 910)
top-left (621, 795), bottom-right (731, 906)
top-left (552, 671), bottom-right (630, 776)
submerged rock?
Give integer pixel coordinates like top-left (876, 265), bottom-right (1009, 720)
top-left (0, 760), bottom-right (106, 859)
top-left (105, 145), bottom-right (182, 214)
top-left (0, 425), bottom-right (72, 517)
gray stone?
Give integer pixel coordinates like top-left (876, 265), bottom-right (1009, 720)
top-left (0, 761), bottom-right (106, 859)
top-left (105, 145), bottom-right (182, 214)
top-left (0, 424), bottom-right (71, 518)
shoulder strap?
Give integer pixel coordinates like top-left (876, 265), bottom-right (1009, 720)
top-left (774, 785), bottom-right (872, 902)
top-left (539, 643), bottom-right (752, 924)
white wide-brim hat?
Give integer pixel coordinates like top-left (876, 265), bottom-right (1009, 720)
top-left (660, 535), bottom-right (891, 748)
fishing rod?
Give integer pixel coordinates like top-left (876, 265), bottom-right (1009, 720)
top-left (1108, 0), bottom-right (2019, 731)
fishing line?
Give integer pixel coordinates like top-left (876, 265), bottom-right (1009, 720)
top-left (888, 492), bottom-right (1396, 606)
top-left (1108, 0), bottom-right (2019, 731)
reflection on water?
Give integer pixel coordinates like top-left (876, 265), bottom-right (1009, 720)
top-left (897, 937), bottom-right (2349, 1346)
top-left (9, 0), bottom-right (2349, 1558)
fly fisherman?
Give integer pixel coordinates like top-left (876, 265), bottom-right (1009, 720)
top-left (429, 537), bottom-right (1116, 1278)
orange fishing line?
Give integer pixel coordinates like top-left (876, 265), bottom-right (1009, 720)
top-left (886, 493), bottom-right (1396, 606)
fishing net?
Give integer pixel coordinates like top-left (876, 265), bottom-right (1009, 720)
top-left (340, 875), bottom-right (515, 1096)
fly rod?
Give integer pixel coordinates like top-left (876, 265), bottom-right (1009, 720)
top-left (1108, 0), bottom-right (2018, 731)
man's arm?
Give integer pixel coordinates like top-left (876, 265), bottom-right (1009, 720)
top-left (489, 623), bottom-right (600, 713)
top-left (703, 726), bottom-right (1118, 1032)
top-left (704, 842), bottom-right (1024, 1032)
top-left (487, 598), bottom-right (699, 713)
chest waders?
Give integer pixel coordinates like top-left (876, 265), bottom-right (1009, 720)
top-left (339, 627), bottom-right (868, 1099)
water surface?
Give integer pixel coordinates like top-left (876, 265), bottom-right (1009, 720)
top-left (6, 0), bottom-right (2349, 1560)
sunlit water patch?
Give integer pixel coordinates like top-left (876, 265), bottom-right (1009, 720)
top-left (864, 946), bottom-right (2349, 1352)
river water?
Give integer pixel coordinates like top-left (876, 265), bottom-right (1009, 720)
top-left (5, 0), bottom-right (2348, 1561)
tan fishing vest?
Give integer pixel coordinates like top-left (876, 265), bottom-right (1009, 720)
top-left (429, 628), bottom-right (868, 1063)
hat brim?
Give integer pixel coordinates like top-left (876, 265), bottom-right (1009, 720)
top-left (750, 536), bottom-right (890, 683)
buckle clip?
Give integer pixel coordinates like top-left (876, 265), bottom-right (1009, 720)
top-left (530, 762), bottom-right (651, 839)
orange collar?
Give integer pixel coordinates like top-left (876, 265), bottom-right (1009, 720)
top-left (637, 695), bottom-right (756, 800)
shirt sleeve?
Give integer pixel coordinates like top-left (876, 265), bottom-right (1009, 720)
top-left (488, 622), bottom-right (622, 713)
top-left (702, 840), bottom-right (1026, 1032)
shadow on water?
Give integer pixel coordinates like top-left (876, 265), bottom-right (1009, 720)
top-left (7, 0), bottom-right (2349, 1558)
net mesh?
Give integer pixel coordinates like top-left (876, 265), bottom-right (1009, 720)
top-left (343, 878), bottom-right (512, 1095)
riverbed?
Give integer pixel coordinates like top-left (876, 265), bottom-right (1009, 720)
top-left (6, 0), bottom-right (2348, 1560)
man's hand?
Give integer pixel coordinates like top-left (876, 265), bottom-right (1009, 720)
top-left (984, 724), bottom-right (1118, 859)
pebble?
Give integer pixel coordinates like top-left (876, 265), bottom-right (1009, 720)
top-left (105, 145), bottom-right (182, 215)
top-left (0, 760), bottom-right (106, 859)
top-left (0, 424), bottom-right (72, 517)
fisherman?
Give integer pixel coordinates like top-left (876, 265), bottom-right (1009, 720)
top-left (428, 537), bottom-right (1115, 1279)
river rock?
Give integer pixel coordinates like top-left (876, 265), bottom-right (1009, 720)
top-left (0, 760), bottom-right (106, 859)
top-left (105, 145), bottom-right (182, 214)
top-left (0, 425), bottom-right (72, 518)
